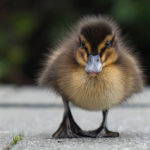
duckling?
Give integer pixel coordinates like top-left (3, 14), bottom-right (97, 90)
top-left (38, 15), bottom-right (144, 138)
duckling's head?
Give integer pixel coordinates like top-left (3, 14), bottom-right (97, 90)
top-left (75, 17), bottom-right (119, 77)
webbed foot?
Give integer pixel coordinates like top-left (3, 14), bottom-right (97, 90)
top-left (52, 114), bottom-right (89, 138)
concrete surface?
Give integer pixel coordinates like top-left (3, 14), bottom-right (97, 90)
top-left (0, 85), bottom-right (150, 150)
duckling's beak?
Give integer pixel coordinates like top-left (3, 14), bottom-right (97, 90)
top-left (85, 54), bottom-right (102, 76)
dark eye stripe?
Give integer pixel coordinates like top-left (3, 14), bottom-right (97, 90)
top-left (79, 38), bottom-right (89, 55)
top-left (84, 47), bottom-right (89, 55)
top-left (100, 36), bottom-right (115, 57)
top-left (110, 36), bottom-right (115, 45)
top-left (100, 47), bottom-right (106, 57)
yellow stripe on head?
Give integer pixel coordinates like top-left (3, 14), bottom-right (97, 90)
top-left (97, 34), bottom-right (114, 53)
top-left (79, 34), bottom-right (91, 54)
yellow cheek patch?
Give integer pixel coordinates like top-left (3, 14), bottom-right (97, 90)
top-left (76, 48), bottom-right (88, 66)
top-left (102, 48), bottom-right (118, 67)
top-left (80, 34), bottom-right (91, 53)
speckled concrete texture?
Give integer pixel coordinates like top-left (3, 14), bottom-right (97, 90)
top-left (0, 86), bottom-right (150, 150)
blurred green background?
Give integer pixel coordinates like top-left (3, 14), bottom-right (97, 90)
top-left (0, 0), bottom-right (150, 85)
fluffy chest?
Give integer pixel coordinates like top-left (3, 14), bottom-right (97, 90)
top-left (58, 66), bottom-right (125, 110)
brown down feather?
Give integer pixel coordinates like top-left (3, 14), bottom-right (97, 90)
top-left (38, 15), bottom-right (144, 110)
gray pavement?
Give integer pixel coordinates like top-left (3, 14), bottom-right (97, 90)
top-left (0, 85), bottom-right (150, 150)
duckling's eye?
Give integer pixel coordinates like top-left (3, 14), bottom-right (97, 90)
top-left (105, 41), bottom-right (111, 48)
top-left (79, 40), bottom-right (89, 54)
top-left (80, 41), bottom-right (85, 48)
top-left (96, 58), bottom-right (100, 62)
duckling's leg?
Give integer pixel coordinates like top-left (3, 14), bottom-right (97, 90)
top-left (85, 110), bottom-right (119, 138)
top-left (96, 110), bottom-right (119, 138)
top-left (52, 99), bottom-right (85, 138)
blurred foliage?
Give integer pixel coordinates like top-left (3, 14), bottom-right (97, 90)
top-left (0, 0), bottom-right (150, 84)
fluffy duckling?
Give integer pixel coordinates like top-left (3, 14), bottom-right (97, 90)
top-left (38, 15), bottom-right (144, 138)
